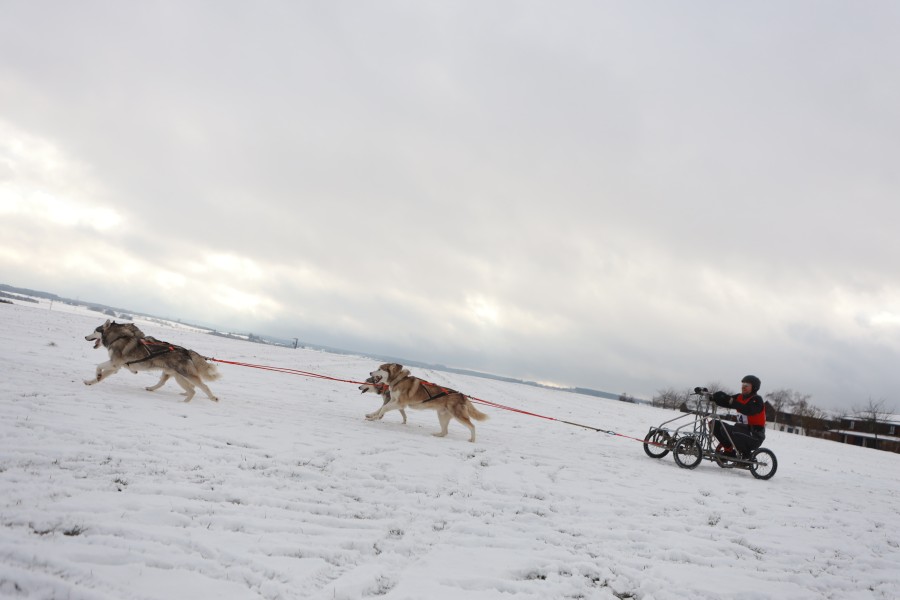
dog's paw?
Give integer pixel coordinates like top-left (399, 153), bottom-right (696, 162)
top-left (83, 379), bottom-right (96, 386)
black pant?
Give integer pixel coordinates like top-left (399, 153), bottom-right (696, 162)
top-left (713, 422), bottom-right (765, 456)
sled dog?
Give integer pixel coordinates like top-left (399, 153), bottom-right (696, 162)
top-left (84, 320), bottom-right (220, 402)
top-left (359, 375), bottom-right (407, 424)
top-left (368, 363), bottom-right (488, 442)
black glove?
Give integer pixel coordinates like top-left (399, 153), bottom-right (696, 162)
top-left (712, 391), bottom-right (730, 403)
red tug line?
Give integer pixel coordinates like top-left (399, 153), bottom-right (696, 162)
top-left (209, 358), bottom-right (660, 446)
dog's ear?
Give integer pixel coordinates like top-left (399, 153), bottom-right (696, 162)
top-left (103, 319), bottom-right (111, 327)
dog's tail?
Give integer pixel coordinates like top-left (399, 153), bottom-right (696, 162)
top-left (466, 400), bottom-right (489, 422)
top-left (192, 352), bottom-right (222, 381)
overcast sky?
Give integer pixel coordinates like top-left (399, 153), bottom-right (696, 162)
top-left (2, 2), bottom-right (899, 411)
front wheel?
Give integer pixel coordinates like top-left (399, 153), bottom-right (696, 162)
top-left (749, 448), bottom-right (777, 480)
top-left (643, 428), bottom-right (671, 459)
top-left (673, 436), bottom-right (703, 469)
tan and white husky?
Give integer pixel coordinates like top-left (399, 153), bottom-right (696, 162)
top-left (368, 363), bottom-right (488, 442)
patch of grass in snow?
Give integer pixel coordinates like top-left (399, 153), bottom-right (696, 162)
top-left (370, 576), bottom-right (396, 595)
top-left (63, 525), bottom-right (86, 536)
top-left (29, 523), bottom-right (86, 537)
top-left (524, 571), bottom-right (547, 581)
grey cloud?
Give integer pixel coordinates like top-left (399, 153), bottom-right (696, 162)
top-left (2, 1), bottom-right (899, 411)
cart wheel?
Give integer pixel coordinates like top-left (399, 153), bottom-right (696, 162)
top-left (749, 448), bottom-right (777, 480)
top-left (643, 428), bottom-right (671, 459)
top-left (673, 436), bottom-right (703, 469)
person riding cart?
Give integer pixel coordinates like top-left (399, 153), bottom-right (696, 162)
top-left (711, 375), bottom-right (766, 459)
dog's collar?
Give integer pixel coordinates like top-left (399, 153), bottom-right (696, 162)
top-left (102, 329), bottom-right (131, 347)
top-left (387, 369), bottom-right (411, 386)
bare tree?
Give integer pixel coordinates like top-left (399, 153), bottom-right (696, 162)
top-left (789, 392), bottom-right (829, 434)
top-left (765, 388), bottom-right (793, 427)
top-left (652, 387), bottom-right (690, 410)
top-left (853, 398), bottom-right (894, 447)
top-left (705, 381), bottom-right (727, 396)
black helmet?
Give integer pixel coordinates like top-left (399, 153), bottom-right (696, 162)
top-left (741, 375), bottom-right (761, 394)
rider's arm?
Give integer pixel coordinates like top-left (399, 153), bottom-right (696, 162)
top-left (712, 391), bottom-right (733, 408)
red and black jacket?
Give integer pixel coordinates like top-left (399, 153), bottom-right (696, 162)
top-left (713, 392), bottom-right (766, 428)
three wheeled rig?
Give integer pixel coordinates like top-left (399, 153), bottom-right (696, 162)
top-left (643, 387), bottom-right (777, 480)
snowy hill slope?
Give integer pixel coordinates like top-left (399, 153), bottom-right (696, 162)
top-left (1, 302), bottom-right (898, 599)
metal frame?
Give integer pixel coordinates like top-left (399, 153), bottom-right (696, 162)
top-left (646, 390), bottom-right (778, 480)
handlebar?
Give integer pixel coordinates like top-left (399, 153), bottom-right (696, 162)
top-left (687, 387), bottom-right (718, 417)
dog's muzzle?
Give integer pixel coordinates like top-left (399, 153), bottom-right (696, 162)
top-left (85, 333), bottom-right (102, 349)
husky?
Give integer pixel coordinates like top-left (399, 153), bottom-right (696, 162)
top-left (367, 363), bottom-right (488, 442)
top-left (359, 375), bottom-right (407, 424)
top-left (84, 320), bottom-right (220, 402)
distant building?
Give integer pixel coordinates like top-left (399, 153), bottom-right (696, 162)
top-left (826, 415), bottom-right (900, 454)
top-left (676, 399), bottom-right (900, 453)
top-left (765, 404), bottom-right (840, 440)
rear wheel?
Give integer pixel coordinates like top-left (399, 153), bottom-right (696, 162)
top-left (749, 448), bottom-right (777, 480)
top-left (643, 428), bottom-right (671, 459)
top-left (673, 436), bottom-right (703, 469)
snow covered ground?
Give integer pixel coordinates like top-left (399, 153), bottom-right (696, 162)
top-left (1, 300), bottom-right (899, 600)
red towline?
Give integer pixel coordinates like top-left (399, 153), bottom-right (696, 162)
top-left (208, 358), bottom-right (655, 445)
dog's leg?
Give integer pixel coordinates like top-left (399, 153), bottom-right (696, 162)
top-left (456, 415), bottom-right (477, 443)
top-left (84, 361), bottom-right (118, 385)
top-left (145, 373), bottom-right (170, 392)
top-left (366, 398), bottom-right (400, 420)
top-left (380, 392), bottom-right (406, 424)
top-left (192, 379), bottom-right (219, 402)
top-left (178, 366), bottom-right (218, 402)
top-left (172, 373), bottom-right (196, 402)
top-left (433, 410), bottom-right (451, 438)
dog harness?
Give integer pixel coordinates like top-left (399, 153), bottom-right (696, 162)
top-left (420, 382), bottom-right (458, 403)
top-left (125, 338), bottom-right (189, 367)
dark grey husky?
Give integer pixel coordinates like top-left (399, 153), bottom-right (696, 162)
top-left (359, 375), bottom-right (407, 424)
top-left (84, 320), bottom-right (220, 402)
